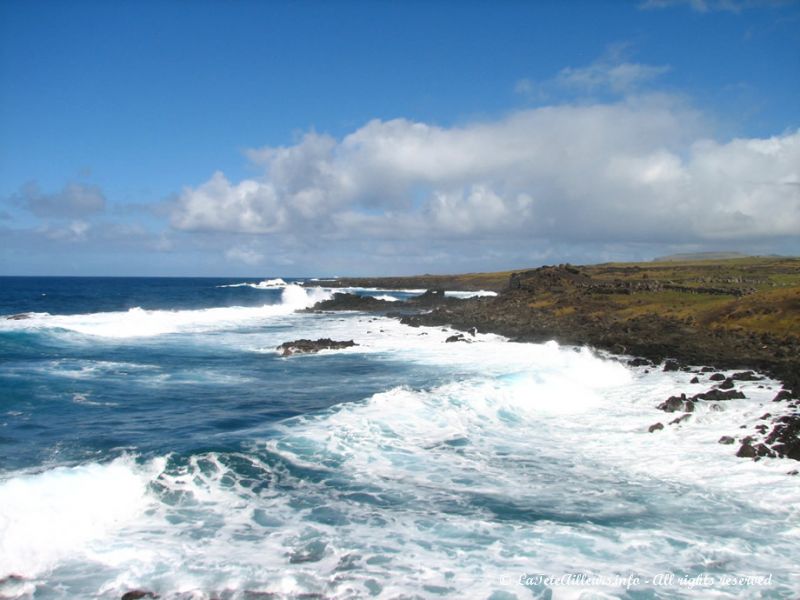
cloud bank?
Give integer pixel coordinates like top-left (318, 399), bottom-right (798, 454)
top-left (15, 182), bottom-right (107, 219)
top-left (171, 95), bottom-right (800, 256)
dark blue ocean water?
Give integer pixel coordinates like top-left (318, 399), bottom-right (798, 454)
top-left (0, 277), bottom-right (445, 472)
top-left (0, 277), bottom-right (797, 599)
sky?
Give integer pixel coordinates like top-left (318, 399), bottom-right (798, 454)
top-left (1, 0), bottom-right (798, 276)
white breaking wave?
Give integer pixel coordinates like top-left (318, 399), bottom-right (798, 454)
top-left (217, 278), bottom-right (288, 289)
top-left (0, 456), bottom-right (164, 578)
top-left (1, 315), bottom-right (798, 598)
top-left (0, 285), bottom-right (330, 338)
top-left (444, 289), bottom-right (498, 298)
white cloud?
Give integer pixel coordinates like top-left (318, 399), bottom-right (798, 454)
top-left (170, 96), bottom-right (800, 253)
top-left (556, 61), bottom-right (671, 94)
top-left (225, 246), bottom-right (264, 265)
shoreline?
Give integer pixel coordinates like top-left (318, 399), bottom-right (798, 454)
top-left (306, 258), bottom-right (800, 461)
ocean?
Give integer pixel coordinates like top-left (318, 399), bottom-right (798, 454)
top-left (0, 276), bottom-right (797, 599)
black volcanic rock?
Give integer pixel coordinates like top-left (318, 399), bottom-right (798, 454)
top-left (276, 338), bottom-right (357, 357)
top-left (773, 390), bottom-right (793, 402)
top-left (657, 394), bottom-right (695, 413)
top-left (718, 378), bottom-right (735, 390)
top-left (310, 293), bottom-right (393, 312)
top-left (628, 358), bottom-right (653, 367)
top-left (5, 313), bottom-right (32, 320)
top-left (692, 389), bottom-right (746, 401)
top-left (731, 371), bottom-right (762, 381)
top-left (445, 334), bottom-right (470, 343)
top-left (648, 422), bottom-right (664, 432)
top-left (709, 373), bottom-right (726, 381)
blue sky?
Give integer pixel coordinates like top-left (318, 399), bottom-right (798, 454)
top-left (1, 0), bottom-right (798, 276)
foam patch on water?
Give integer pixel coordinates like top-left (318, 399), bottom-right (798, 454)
top-left (0, 285), bottom-right (330, 338)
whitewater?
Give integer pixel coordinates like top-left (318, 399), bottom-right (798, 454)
top-left (0, 277), bottom-right (797, 599)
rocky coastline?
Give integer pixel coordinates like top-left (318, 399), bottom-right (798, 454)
top-left (305, 258), bottom-right (800, 463)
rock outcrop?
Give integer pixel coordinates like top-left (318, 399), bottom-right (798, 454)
top-left (276, 338), bottom-right (357, 356)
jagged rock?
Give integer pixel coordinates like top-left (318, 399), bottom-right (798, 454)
top-left (773, 390), bottom-right (793, 402)
top-left (709, 373), bottom-right (726, 381)
top-left (276, 338), bottom-right (357, 356)
top-left (718, 436), bottom-right (735, 445)
top-left (718, 378), bottom-right (735, 390)
top-left (663, 359), bottom-right (681, 372)
top-left (690, 376), bottom-right (700, 384)
top-left (692, 389), bottom-right (746, 401)
top-left (648, 422), bottom-right (664, 432)
top-left (731, 371), bottom-right (762, 381)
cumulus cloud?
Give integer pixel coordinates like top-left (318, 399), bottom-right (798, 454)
top-left (170, 94), bottom-right (799, 260)
top-left (14, 181), bottom-right (106, 218)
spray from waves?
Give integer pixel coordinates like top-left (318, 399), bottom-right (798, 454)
top-left (0, 456), bottom-right (164, 578)
top-left (216, 278), bottom-right (288, 289)
top-left (0, 285), bottom-right (330, 338)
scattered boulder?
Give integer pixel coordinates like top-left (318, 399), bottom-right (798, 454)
top-left (445, 334), bottom-right (470, 343)
top-left (709, 373), bottom-right (726, 381)
top-left (736, 441), bottom-right (757, 458)
top-left (276, 338), bottom-right (357, 356)
top-left (648, 422), bottom-right (664, 432)
top-left (692, 389), bottom-right (746, 401)
top-left (690, 376), bottom-right (700, 384)
top-left (700, 366), bottom-right (715, 373)
top-left (717, 378), bottom-right (735, 390)
top-left (657, 394), bottom-right (694, 413)
top-left (662, 359), bottom-right (681, 372)
top-left (731, 371), bottom-right (762, 381)
top-left (121, 592), bottom-right (158, 600)
top-left (670, 414), bottom-right (692, 425)
top-left (718, 436), bottom-right (735, 445)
